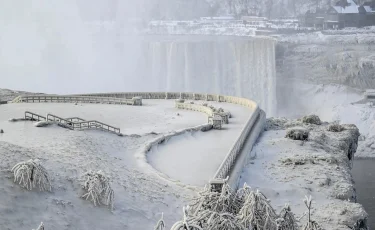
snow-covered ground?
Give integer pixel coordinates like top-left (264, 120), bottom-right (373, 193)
top-left (0, 100), bottom-right (207, 135)
top-left (0, 99), bottom-right (250, 229)
top-left (148, 102), bottom-right (251, 186)
top-left (240, 118), bottom-right (368, 229)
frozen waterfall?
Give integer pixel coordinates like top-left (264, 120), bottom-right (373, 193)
top-left (137, 36), bottom-right (277, 115)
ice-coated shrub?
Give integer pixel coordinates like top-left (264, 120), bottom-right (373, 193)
top-left (32, 222), bottom-right (44, 230)
top-left (277, 204), bottom-right (297, 230)
top-left (80, 170), bottom-right (114, 210)
top-left (11, 159), bottom-right (52, 192)
top-left (0, 129), bottom-right (3, 133)
top-left (169, 182), bottom-right (298, 230)
top-left (302, 195), bottom-right (322, 230)
top-left (327, 124), bottom-right (345, 132)
top-left (301, 115), bottom-right (321, 125)
top-left (285, 128), bottom-right (309, 141)
top-left (237, 188), bottom-right (278, 229)
top-left (154, 213), bottom-right (165, 230)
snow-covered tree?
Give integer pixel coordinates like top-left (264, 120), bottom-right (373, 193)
top-left (80, 170), bottom-right (115, 211)
top-left (11, 159), bottom-right (52, 192)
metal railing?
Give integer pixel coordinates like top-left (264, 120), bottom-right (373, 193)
top-left (25, 111), bottom-right (46, 121)
top-left (47, 114), bottom-right (120, 134)
top-left (213, 107), bottom-right (260, 180)
top-left (65, 117), bottom-right (86, 122)
top-left (12, 95), bottom-right (139, 106)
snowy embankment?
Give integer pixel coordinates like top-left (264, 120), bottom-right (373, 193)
top-left (240, 116), bottom-right (368, 229)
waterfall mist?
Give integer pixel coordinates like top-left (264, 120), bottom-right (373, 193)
top-left (0, 0), bottom-right (146, 94)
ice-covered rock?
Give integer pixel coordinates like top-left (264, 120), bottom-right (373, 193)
top-left (242, 116), bottom-right (366, 229)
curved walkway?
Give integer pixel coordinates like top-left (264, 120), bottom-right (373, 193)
top-left (10, 92), bottom-right (265, 189)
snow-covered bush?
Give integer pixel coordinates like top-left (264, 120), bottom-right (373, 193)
top-left (285, 128), bottom-right (309, 141)
top-left (170, 182), bottom-right (297, 230)
top-left (0, 129), bottom-right (3, 133)
top-left (32, 222), bottom-right (44, 230)
top-left (80, 170), bottom-right (114, 210)
top-left (277, 204), bottom-right (297, 230)
top-left (327, 124), bottom-right (345, 132)
top-left (11, 159), bottom-right (52, 192)
top-left (237, 188), bottom-right (278, 229)
top-left (301, 115), bottom-right (321, 125)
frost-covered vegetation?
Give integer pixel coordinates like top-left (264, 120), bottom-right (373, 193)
top-left (164, 182), bottom-right (303, 230)
top-left (80, 170), bottom-right (115, 210)
top-left (11, 159), bottom-right (52, 192)
top-left (32, 222), bottom-right (44, 230)
top-left (286, 127), bottom-right (309, 140)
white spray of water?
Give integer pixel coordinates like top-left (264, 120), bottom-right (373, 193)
top-left (137, 37), bottom-right (277, 115)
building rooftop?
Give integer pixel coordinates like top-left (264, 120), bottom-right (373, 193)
top-left (332, 0), bottom-right (359, 14)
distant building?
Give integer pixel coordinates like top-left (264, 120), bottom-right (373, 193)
top-left (359, 2), bottom-right (375, 26)
top-left (326, 0), bottom-right (360, 28)
top-left (305, 8), bottom-right (326, 29)
top-left (304, 0), bottom-right (375, 29)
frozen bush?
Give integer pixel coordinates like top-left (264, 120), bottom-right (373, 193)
top-left (80, 170), bottom-right (114, 210)
top-left (154, 213), bottom-right (165, 230)
top-left (327, 124), bottom-right (345, 132)
top-left (302, 196), bottom-right (322, 230)
top-left (301, 115), bottom-right (321, 125)
top-left (12, 159), bottom-right (52, 192)
top-left (0, 129), bottom-right (3, 133)
top-left (237, 189), bottom-right (278, 229)
top-left (277, 204), bottom-right (297, 230)
top-left (285, 128), bottom-right (309, 141)
top-left (32, 222), bottom-right (44, 230)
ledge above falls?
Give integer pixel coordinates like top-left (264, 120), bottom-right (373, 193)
top-left (239, 116), bottom-right (368, 230)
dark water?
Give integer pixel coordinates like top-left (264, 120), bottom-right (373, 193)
top-left (353, 159), bottom-right (375, 228)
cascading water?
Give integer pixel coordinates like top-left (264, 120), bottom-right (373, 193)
top-left (137, 36), bottom-right (277, 115)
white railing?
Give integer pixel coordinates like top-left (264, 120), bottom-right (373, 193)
top-left (175, 102), bottom-right (215, 117)
top-left (25, 111), bottom-right (46, 121)
top-left (12, 95), bottom-right (140, 106)
top-left (47, 113), bottom-right (121, 134)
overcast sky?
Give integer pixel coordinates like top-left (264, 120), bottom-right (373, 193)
top-left (0, 0), bottom-right (145, 94)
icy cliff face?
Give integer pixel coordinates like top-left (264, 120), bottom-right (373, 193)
top-left (137, 36), bottom-right (277, 115)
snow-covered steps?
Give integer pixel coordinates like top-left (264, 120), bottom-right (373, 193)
top-left (21, 111), bottom-right (122, 135)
